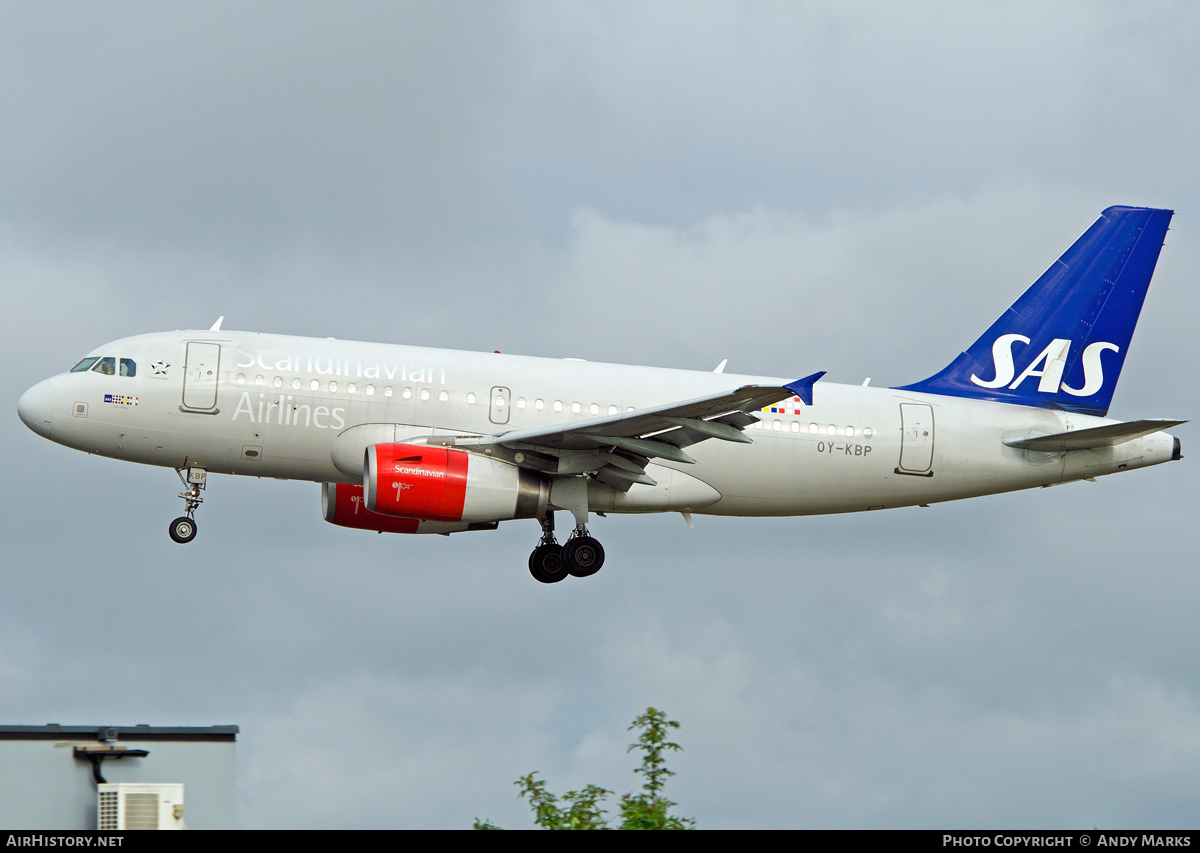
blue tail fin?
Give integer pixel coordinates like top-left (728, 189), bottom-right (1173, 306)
top-left (896, 206), bottom-right (1173, 417)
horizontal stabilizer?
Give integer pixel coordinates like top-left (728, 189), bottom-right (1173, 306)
top-left (1003, 419), bottom-right (1186, 452)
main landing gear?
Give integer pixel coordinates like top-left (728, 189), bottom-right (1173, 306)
top-left (527, 512), bottom-right (606, 584)
top-left (169, 467), bottom-right (206, 544)
top-left (563, 533), bottom-right (604, 578)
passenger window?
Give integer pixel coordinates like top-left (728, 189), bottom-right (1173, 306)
top-left (553, 400), bottom-right (563, 412)
top-left (401, 388), bottom-right (411, 399)
top-left (71, 357), bottom-right (99, 373)
top-left (517, 397), bottom-right (526, 409)
top-left (273, 376), bottom-right (282, 389)
top-left (292, 378), bottom-right (301, 390)
top-left (571, 402), bottom-right (581, 414)
top-left (348, 383), bottom-right (357, 394)
top-left (329, 381), bottom-right (338, 393)
top-left (310, 379), bottom-right (319, 392)
top-left (589, 404), bottom-right (599, 415)
top-left (255, 375), bottom-right (264, 386)
top-left (419, 389), bottom-right (430, 401)
top-left (92, 357), bottom-right (116, 376)
top-left (366, 385), bottom-right (375, 396)
top-left (236, 374), bottom-right (246, 386)
top-left (438, 390), bottom-right (448, 402)
top-left (119, 359), bottom-right (136, 377)
top-left (384, 387), bottom-right (394, 398)
top-left (466, 392), bottom-right (476, 405)
top-left (535, 399), bottom-right (544, 411)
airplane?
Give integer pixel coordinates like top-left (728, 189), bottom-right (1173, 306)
top-left (17, 206), bottom-right (1185, 583)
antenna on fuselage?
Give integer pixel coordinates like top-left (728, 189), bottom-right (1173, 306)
top-left (209, 316), bottom-right (225, 331)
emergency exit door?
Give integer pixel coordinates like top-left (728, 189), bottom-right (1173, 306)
top-left (489, 386), bottom-right (511, 425)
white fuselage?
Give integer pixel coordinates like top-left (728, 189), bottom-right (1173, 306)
top-left (20, 329), bottom-right (1178, 518)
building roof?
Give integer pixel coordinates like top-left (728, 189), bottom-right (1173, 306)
top-left (0, 725), bottom-right (238, 742)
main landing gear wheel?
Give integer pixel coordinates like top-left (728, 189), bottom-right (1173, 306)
top-left (169, 516), bottom-right (198, 544)
top-left (529, 543), bottom-right (568, 584)
top-left (563, 536), bottom-right (605, 578)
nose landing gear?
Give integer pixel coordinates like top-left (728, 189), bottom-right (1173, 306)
top-left (169, 467), bottom-right (206, 544)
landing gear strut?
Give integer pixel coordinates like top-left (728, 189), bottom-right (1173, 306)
top-left (169, 467), bottom-right (206, 544)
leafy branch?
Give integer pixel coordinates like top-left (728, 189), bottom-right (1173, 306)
top-left (474, 707), bottom-right (694, 830)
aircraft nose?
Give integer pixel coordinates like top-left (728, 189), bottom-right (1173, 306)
top-left (17, 379), bottom-right (55, 438)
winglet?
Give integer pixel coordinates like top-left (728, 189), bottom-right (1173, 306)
top-left (210, 315), bottom-right (225, 331)
top-left (784, 371), bottom-right (827, 406)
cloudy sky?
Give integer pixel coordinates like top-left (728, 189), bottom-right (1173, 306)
top-left (3, 1), bottom-right (1198, 829)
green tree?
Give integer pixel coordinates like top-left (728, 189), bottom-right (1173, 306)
top-left (473, 707), bottom-right (695, 830)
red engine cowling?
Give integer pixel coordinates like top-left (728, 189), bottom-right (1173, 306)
top-left (321, 483), bottom-right (498, 535)
top-left (363, 443), bottom-right (547, 523)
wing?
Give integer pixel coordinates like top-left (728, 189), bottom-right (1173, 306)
top-left (450, 372), bottom-right (825, 489)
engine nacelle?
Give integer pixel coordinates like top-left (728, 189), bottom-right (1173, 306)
top-left (322, 483), bottom-right (498, 535)
top-left (364, 443), bottom-right (548, 522)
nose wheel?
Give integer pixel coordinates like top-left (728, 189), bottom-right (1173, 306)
top-left (170, 466), bottom-right (207, 545)
top-left (169, 516), bottom-right (198, 544)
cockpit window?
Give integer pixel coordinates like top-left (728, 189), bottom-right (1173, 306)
top-left (119, 358), bottom-right (136, 377)
top-left (92, 357), bottom-right (116, 376)
top-left (70, 357), bottom-right (99, 373)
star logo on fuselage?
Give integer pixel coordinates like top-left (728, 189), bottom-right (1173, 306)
top-left (151, 360), bottom-right (170, 376)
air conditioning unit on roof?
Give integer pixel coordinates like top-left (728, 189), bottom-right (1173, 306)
top-left (97, 783), bottom-right (185, 830)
